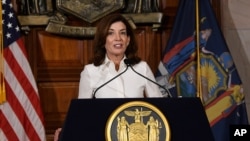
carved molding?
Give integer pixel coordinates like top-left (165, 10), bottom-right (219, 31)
top-left (18, 15), bottom-right (50, 25)
top-left (56, 0), bottom-right (125, 23)
top-left (45, 22), bottom-right (96, 37)
top-left (17, 0), bottom-right (165, 37)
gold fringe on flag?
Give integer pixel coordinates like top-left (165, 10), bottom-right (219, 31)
top-left (195, 0), bottom-right (203, 102)
top-left (0, 1), bottom-right (6, 104)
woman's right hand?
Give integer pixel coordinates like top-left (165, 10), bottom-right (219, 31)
top-left (54, 128), bottom-right (62, 141)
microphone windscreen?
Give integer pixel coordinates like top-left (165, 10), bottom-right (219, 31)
top-left (124, 59), bottom-right (131, 65)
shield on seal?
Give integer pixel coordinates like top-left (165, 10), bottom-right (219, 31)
top-left (56, 0), bottom-right (125, 23)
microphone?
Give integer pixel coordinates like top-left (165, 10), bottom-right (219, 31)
top-left (124, 59), bottom-right (172, 98)
top-left (92, 64), bottom-right (129, 99)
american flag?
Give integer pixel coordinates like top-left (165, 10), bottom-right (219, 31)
top-left (0, 0), bottom-right (46, 140)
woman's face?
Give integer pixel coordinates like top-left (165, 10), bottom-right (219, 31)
top-left (105, 21), bottom-right (130, 60)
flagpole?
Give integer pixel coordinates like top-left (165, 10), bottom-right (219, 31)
top-left (195, 0), bottom-right (202, 101)
top-left (0, 1), bottom-right (6, 104)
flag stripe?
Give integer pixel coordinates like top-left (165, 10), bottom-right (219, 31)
top-left (5, 39), bottom-right (44, 119)
top-left (163, 36), bottom-right (194, 63)
top-left (0, 128), bottom-right (8, 141)
top-left (3, 45), bottom-right (44, 140)
top-left (205, 91), bottom-right (237, 126)
top-left (10, 39), bottom-right (38, 93)
top-left (5, 62), bottom-right (40, 140)
top-left (0, 102), bottom-right (27, 140)
top-left (0, 108), bottom-right (20, 141)
top-left (4, 77), bottom-right (40, 140)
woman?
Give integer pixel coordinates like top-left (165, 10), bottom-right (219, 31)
top-left (78, 13), bottom-right (162, 98)
top-left (54, 13), bottom-right (162, 141)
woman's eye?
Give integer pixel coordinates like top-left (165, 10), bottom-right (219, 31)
top-left (108, 30), bottom-right (115, 35)
top-left (121, 31), bottom-right (127, 35)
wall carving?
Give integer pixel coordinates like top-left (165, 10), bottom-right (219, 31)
top-left (18, 0), bottom-right (165, 37)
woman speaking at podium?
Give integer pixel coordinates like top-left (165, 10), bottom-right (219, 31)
top-left (54, 13), bottom-right (162, 141)
top-left (78, 13), bottom-right (163, 99)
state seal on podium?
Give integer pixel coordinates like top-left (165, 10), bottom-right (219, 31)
top-left (105, 101), bottom-right (171, 141)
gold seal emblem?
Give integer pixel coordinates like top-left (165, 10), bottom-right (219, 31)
top-left (105, 101), bottom-right (171, 141)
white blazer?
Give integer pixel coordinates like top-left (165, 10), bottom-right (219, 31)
top-left (78, 57), bottom-right (163, 98)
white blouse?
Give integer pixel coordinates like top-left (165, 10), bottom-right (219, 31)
top-left (78, 57), bottom-right (163, 98)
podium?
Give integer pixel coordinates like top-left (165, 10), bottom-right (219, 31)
top-left (59, 98), bottom-right (214, 141)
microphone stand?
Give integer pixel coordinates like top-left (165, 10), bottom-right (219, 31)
top-left (124, 59), bottom-right (172, 98)
top-left (92, 65), bottom-right (129, 99)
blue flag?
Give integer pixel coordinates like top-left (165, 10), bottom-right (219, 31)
top-left (155, 0), bottom-right (249, 140)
